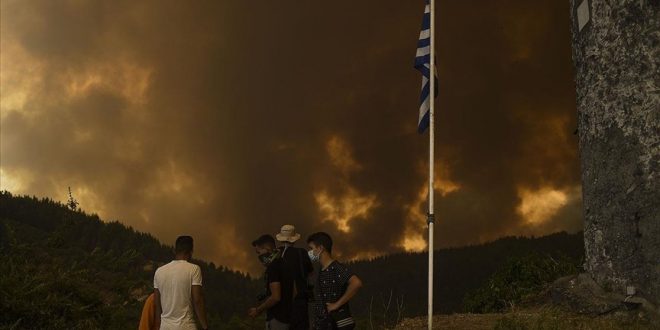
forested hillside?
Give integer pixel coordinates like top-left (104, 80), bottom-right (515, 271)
top-left (0, 191), bottom-right (584, 329)
top-left (0, 191), bottom-right (261, 329)
top-left (347, 231), bottom-right (583, 325)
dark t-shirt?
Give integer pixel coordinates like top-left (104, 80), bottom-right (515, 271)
top-left (265, 257), bottom-right (293, 323)
top-left (281, 246), bottom-right (313, 300)
top-left (313, 261), bottom-right (355, 328)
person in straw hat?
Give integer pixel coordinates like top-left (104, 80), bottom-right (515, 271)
top-left (276, 225), bottom-right (313, 330)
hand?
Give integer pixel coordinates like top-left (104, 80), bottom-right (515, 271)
top-left (248, 307), bottom-right (259, 318)
top-left (326, 302), bottom-right (339, 313)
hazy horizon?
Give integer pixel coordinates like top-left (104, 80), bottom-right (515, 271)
top-left (1, 0), bottom-right (582, 275)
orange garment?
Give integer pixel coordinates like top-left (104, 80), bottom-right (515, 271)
top-left (139, 293), bottom-right (158, 330)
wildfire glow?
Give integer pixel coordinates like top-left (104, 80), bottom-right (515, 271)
top-left (0, 168), bottom-right (23, 192)
top-left (352, 250), bottom-right (384, 261)
top-left (516, 186), bottom-right (568, 225)
top-left (315, 135), bottom-right (376, 233)
top-left (62, 61), bottom-right (152, 106)
top-left (314, 188), bottom-right (378, 233)
top-left (0, 37), bottom-right (151, 119)
top-left (0, 39), bottom-right (42, 117)
top-left (402, 234), bottom-right (427, 252)
top-left (400, 161), bottom-right (461, 252)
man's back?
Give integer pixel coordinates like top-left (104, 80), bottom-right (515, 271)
top-left (281, 246), bottom-right (313, 329)
top-left (154, 260), bottom-right (202, 330)
top-left (281, 246), bottom-right (312, 299)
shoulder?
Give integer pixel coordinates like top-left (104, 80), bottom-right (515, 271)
top-left (267, 258), bottom-right (285, 275)
top-left (284, 247), bottom-right (306, 261)
top-left (186, 262), bottom-right (202, 273)
top-left (330, 261), bottom-right (349, 271)
top-left (270, 257), bottom-right (284, 268)
top-left (188, 262), bottom-right (203, 285)
top-left (154, 262), bottom-right (172, 283)
top-left (297, 247), bottom-right (310, 258)
top-left (155, 262), bottom-right (170, 274)
top-left (267, 259), bottom-right (283, 280)
top-left (286, 246), bottom-right (303, 256)
top-left (330, 261), bottom-right (353, 278)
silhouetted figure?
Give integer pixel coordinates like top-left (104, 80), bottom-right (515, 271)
top-left (276, 225), bottom-right (313, 330)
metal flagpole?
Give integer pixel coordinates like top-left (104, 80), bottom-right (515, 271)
top-left (427, 0), bottom-right (435, 328)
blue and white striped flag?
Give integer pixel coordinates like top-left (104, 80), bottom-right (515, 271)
top-left (414, 0), bottom-right (437, 133)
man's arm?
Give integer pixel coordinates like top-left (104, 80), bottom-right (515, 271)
top-left (327, 275), bottom-right (362, 312)
top-left (192, 285), bottom-right (209, 330)
top-left (249, 282), bottom-right (281, 317)
top-left (153, 289), bottom-right (162, 329)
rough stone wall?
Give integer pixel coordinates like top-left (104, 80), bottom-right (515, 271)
top-left (569, 0), bottom-right (659, 304)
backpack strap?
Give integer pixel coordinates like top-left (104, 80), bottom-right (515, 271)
top-left (295, 248), bottom-right (310, 299)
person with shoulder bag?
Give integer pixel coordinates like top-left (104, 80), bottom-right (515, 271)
top-left (306, 232), bottom-right (362, 330)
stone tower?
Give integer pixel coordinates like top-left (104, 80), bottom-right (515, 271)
top-left (569, 0), bottom-right (659, 303)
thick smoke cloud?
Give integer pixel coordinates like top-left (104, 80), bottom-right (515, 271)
top-left (1, 0), bottom-right (581, 274)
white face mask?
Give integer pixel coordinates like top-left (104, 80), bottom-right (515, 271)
top-left (308, 248), bottom-right (321, 262)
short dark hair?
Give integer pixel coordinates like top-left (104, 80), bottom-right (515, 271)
top-left (307, 232), bottom-right (333, 254)
top-left (175, 236), bottom-right (194, 254)
top-left (252, 234), bottom-right (276, 248)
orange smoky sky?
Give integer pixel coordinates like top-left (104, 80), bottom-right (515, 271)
top-left (0, 0), bottom-right (581, 274)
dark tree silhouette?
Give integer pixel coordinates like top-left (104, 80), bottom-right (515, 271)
top-left (66, 187), bottom-right (79, 211)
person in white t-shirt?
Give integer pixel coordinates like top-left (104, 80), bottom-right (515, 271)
top-left (154, 236), bottom-right (209, 330)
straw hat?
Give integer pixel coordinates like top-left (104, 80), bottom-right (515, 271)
top-left (276, 224), bottom-right (301, 243)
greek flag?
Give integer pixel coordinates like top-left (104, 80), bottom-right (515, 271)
top-left (414, 0), bottom-right (437, 133)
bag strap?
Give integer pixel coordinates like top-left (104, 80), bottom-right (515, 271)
top-left (296, 249), bottom-right (313, 299)
top-left (297, 248), bottom-right (307, 283)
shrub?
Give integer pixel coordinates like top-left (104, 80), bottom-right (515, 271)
top-left (463, 253), bottom-right (581, 313)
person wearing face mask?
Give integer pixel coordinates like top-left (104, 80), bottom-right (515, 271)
top-left (249, 234), bottom-right (293, 330)
top-left (307, 232), bottom-right (362, 330)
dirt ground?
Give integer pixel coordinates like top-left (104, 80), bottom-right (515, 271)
top-left (394, 313), bottom-right (503, 330)
top-left (391, 308), bottom-right (659, 330)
